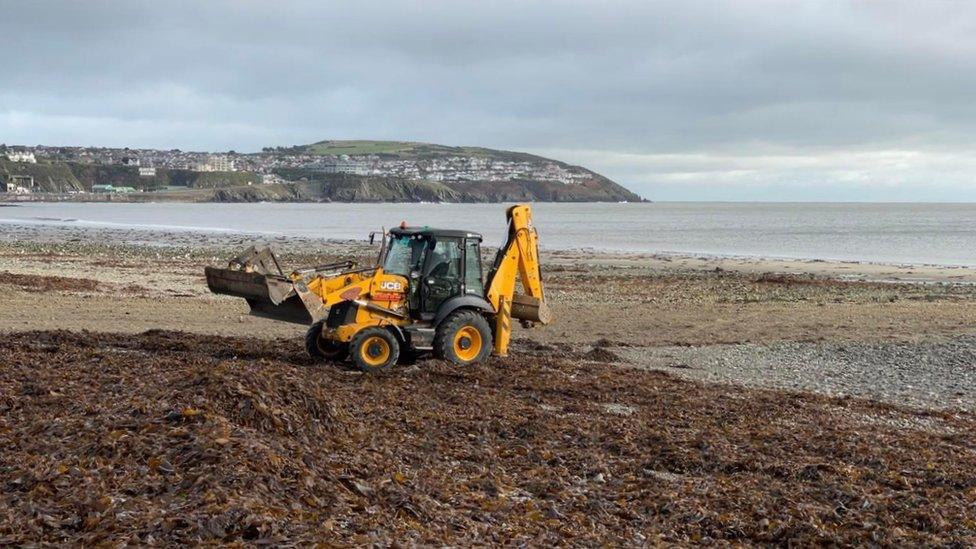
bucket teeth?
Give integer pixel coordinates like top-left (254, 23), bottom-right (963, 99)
top-left (205, 246), bottom-right (319, 325)
top-left (227, 246), bottom-right (284, 276)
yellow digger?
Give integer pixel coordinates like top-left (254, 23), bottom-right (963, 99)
top-left (205, 204), bottom-right (551, 372)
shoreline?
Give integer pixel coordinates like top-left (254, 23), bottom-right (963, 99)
top-left (4, 201), bottom-right (976, 271)
top-left (1, 193), bottom-right (648, 204)
top-left (3, 219), bottom-right (976, 283)
top-left (2, 220), bottom-right (976, 412)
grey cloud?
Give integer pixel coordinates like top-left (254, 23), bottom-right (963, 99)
top-left (2, 0), bottom-right (975, 199)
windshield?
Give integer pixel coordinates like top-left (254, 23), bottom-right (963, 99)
top-left (382, 234), bottom-right (428, 276)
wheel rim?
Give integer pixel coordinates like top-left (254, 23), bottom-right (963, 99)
top-left (453, 326), bottom-right (482, 362)
top-left (360, 335), bottom-right (391, 367)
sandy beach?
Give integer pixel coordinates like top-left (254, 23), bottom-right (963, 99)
top-left (3, 221), bottom-right (976, 407)
top-left (2, 221), bottom-right (975, 544)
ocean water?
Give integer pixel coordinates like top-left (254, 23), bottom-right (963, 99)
top-left (1, 201), bottom-right (975, 266)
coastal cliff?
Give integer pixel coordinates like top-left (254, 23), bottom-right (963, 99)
top-left (1, 140), bottom-right (643, 202)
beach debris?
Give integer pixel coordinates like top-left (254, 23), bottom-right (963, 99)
top-left (0, 330), bottom-right (973, 545)
top-left (583, 346), bottom-right (621, 362)
top-left (0, 271), bottom-right (100, 293)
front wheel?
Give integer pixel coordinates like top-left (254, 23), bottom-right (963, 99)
top-left (305, 321), bottom-right (348, 362)
top-left (434, 310), bottom-right (493, 366)
top-left (350, 327), bottom-right (400, 373)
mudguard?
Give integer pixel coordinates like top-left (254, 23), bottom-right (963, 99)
top-left (433, 295), bottom-right (494, 327)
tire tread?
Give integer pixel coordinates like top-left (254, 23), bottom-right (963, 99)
top-left (434, 310), bottom-right (492, 365)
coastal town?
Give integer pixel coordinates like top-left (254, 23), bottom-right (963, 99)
top-left (0, 142), bottom-right (600, 195)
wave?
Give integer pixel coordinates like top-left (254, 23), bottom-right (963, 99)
top-left (0, 216), bottom-right (282, 236)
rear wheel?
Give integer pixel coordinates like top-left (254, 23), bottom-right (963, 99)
top-left (350, 327), bottom-right (400, 373)
top-left (435, 310), bottom-right (492, 366)
top-left (305, 320), bottom-right (348, 362)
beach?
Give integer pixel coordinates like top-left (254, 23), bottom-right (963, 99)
top-left (2, 221), bottom-right (975, 544)
top-left (7, 1), bottom-right (976, 542)
top-left (3, 221), bottom-right (976, 407)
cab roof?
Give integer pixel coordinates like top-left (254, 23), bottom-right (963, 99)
top-left (389, 226), bottom-right (483, 240)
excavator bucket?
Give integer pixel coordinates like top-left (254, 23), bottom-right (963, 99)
top-left (204, 246), bottom-right (326, 325)
top-left (510, 293), bottom-right (552, 325)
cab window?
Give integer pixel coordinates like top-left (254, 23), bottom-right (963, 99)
top-left (422, 238), bottom-right (463, 313)
top-left (425, 238), bottom-right (462, 279)
top-left (383, 234), bottom-right (427, 276)
top-left (465, 239), bottom-right (484, 295)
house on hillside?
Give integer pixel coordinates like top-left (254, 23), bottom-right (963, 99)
top-left (5, 151), bottom-right (36, 163)
top-left (1, 175), bottom-right (35, 193)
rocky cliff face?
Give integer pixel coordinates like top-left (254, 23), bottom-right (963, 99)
top-left (269, 140), bottom-right (644, 202)
top-left (208, 173), bottom-right (640, 203)
top-left (0, 160), bottom-right (85, 193)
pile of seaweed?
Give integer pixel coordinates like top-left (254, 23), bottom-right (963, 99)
top-left (0, 330), bottom-right (973, 545)
top-left (0, 271), bottom-right (101, 293)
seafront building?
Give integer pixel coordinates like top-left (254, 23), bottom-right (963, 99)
top-left (91, 184), bottom-right (137, 194)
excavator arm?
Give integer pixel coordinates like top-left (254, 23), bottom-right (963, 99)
top-left (485, 204), bottom-right (552, 357)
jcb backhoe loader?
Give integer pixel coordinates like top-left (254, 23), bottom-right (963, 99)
top-left (205, 204), bottom-right (551, 372)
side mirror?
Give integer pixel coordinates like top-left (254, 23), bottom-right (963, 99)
top-left (368, 229), bottom-right (385, 246)
top-left (409, 270), bottom-right (421, 280)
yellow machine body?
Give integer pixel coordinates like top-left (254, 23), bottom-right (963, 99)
top-left (205, 204), bottom-right (551, 369)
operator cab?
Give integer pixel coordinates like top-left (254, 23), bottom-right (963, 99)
top-left (382, 227), bottom-right (484, 320)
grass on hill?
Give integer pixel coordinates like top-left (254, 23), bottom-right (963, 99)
top-left (294, 140), bottom-right (547, 164)
top-left (303, 140), bottom-right (420, 156)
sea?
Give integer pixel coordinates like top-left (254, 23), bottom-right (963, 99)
top-left (1, 201), bottom-right (975, 266)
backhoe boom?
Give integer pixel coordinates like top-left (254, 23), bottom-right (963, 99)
top-left (486, 204), bottom-right (551, 356)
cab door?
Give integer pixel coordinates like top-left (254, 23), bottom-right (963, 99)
top-left (420, 237), bottom-right (463, 315)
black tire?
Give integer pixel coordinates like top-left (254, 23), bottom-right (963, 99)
top-left (350, 327), bottom-right (400, 373)
top-left (434, 310), bottom-right (492, 366)
top-left (305, 321), bottom-right (348, 362)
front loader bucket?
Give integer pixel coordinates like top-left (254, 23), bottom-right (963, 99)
top-left (205, 266), bottom-right (319, 325)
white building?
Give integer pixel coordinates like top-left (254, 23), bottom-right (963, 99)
top-left (311, 157), bottom-right (368, 175)
top-left (197, 155), bottom-right (235, 172)
top-left (1, 175), bottom-right (35, 193)
top-left (211, 155), bottom-right (234, 172)
top-left (6, 151), bottom-right (36, 163)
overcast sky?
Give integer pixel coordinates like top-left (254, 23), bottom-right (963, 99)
top-left (2, 1), bottom-right (975, 201)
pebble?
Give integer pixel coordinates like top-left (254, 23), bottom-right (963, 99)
top-left (621, 336), bottom-right (976, 411)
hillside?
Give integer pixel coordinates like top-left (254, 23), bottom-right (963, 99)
top-left (1, 140), bottom-right (643, 202)
top-left (268, 139), bottom-right (642, 202)
top-left (279, 139), bottom-right (545, 162)
top-left (0, 159), bottom-right (85, 193)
